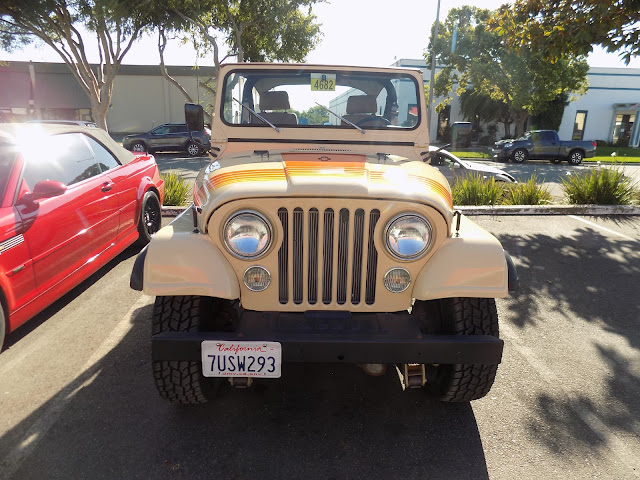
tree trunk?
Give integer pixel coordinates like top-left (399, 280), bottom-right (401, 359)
top-left (158, 29), bottom-right (194, 103)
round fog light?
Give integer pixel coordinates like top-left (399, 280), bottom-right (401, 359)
top-left (243, 266), bottom-right (271, 291)
top-left (384, 268), bottom-right (411, 293)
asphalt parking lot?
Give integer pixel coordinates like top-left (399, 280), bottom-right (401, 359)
top-left (1, 214), bottom-right (639, 479)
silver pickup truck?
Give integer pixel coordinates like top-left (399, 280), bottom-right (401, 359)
top-left (492, 130), bottom-right (597, 165)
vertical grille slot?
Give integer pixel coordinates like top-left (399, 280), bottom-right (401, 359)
top-left (351, 208), bottom-right (365, 304)
top-left (307, 208), bottom-right (319, 304)
top-left (322, 208), bottom-right (335, 304)
top-left (292, 208), bottom-right (304, 304)
top-left (336, 208), bottom-right (350, 304)
top-left (278, 208), bottom-right (288, 304)
top-left (365, 209), bottom-right (380, 305)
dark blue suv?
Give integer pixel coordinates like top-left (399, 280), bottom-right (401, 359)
top-left (122, 123), bottom-right (210, 156)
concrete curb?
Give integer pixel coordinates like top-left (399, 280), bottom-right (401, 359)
top-left (456, 205), bottom-right (640, 215)
top-left (162, 204), bottom-right (640, 217)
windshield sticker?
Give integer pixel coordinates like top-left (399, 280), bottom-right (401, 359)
top-left (310, 73), bottom-right (336, 91)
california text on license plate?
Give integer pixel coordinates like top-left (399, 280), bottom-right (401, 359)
top-left (201, 341), bottom-right (282, 378)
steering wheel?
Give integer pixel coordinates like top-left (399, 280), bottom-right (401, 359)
top-left (356, 116), bottom-right (391, 127)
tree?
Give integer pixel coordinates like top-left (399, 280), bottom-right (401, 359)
top-left (490, 0), bottom-right (640, 65)
top-left (291, 105), bottom-right (328, 125)
top-left (163, 0), bottom-right (323, 118)
top-left (425, 6), bottom-right (589, 138)
top-left (0, 0), bottom-right (152, 130)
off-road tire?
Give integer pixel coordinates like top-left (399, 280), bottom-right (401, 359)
top-left (412, 297), bottom-right (499, 402)
top-left (568, 149), bottom-right (584, 165)
top-left (512, 148), bottom-right (528, 163)
top-left (136, 190), bottom-right (161, 246)
top-left (152, 295), bottom-right (236, 405)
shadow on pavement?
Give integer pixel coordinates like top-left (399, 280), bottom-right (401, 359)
top-left (496, 227), bottom-right (640, 337)
top-left (2, 303), bottom-right (490, 480)
top-left (495, 226), bottom-right (640, 459)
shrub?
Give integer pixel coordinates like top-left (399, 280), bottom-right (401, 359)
top-left (502, 174), bottom-right (552, 205)
top-left (561, 166), bottom-right (637, 205)
top-left (452, 174), bottom-right (505, 206)
top-left (161, 172), bottom-right (191, 206)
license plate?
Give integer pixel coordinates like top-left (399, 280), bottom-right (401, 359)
top-left (201, 341), bottom-right (282, 378)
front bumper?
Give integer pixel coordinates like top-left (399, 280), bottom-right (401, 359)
top-left (152, 310), bottom-right (504, 365)
top-left (491, 149), bottom-right (511, 161)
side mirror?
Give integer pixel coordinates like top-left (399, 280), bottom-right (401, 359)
top-left (185, 103), bottom-right (205, 132)
top-left (20, 180), bottom-right (67, 203)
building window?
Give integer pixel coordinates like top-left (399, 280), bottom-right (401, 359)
top-left (613, 113), bottom-right (636, 147)
top-left (572, 111), bottom-right (587, 140)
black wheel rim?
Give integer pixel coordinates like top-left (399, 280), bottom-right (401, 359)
top-left (144, 196), bottom-right (161, 236)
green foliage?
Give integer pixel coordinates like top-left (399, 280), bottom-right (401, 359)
top-left (502, 175), bottom-right (552, 205)
top-left (492, 0), bottom-right (640, 65)
top-left (528, 93), bottom-right (569, 131)
top-left (290, 105), bottom-right (329, 125)
top-left (561, 167), bottom-right (637, 205)
top-left (426, 5), bottom-right (589, 138)
top-left (161, 172), bottom-right (191, 206)
top-left (451, 174), bottom-right (505, 206)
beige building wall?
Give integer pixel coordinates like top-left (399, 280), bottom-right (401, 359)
top-left (108, 72), bottom-right (215, 133)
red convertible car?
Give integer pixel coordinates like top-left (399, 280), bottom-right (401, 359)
top-left (0, 123), bottom-right (165, 349)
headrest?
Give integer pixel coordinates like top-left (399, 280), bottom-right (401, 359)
top-left (259, 91), bottom-right (290, 111)
top-left (346, 95), bottom-right (377, 114)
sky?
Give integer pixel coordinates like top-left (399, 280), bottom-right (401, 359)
top-left (2, 0), bottom-right (639, 69)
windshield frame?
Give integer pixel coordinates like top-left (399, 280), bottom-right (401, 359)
top-left (219, 67), bottom-right (423, 132)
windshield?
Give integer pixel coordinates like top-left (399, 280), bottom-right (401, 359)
top-left (221, 69), bottom-right (421, 131)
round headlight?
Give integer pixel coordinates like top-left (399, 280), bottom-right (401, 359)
top-left (224, 211), bottom-right (272, 259)
top-left (385, 214), bottom-right (433, 260)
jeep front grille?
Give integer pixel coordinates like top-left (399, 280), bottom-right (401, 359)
top-left (278, 207), bottom-right (380, 306)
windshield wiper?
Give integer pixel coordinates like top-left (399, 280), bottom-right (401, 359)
top-left (233, 98), bottom-right (280, 133)
top-left (314, 103), bottom-right (365, 134)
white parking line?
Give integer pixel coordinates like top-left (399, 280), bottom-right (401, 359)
top-left (500, 321), bottom-right (640, 476)
top-left (569, 215), bottom-right (637, 242)
top-left (0, 294), bottom-right (153, 478)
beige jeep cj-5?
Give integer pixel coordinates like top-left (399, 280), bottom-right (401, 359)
top-left (131, 63), bottom-right (518, 405)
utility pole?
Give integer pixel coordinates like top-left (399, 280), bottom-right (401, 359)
top-left (427, 0), bottom-right (441, 140)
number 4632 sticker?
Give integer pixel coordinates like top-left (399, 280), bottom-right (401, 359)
top-left (311, 73), bottom-right (336, 91)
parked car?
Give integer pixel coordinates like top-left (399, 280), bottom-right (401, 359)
top-left (132, 63), bottom-right (518, 406)
top-left (122, 123), bottom-right (210, 156)
top-left (430, 146), bottom-right (517, 183)
top-left (492, 130), bottom-right (597, 165)
top-left (0, 123), bottom-right (165, 349)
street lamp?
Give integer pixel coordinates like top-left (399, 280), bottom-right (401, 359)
top-left (427, 0), bottom-right (441, 139)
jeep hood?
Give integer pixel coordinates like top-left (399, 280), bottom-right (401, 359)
top-left (194, 151), bottom-right (453, 229)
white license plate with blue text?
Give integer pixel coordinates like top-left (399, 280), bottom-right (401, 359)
top-left (201, 341), bottom-right (282, 378)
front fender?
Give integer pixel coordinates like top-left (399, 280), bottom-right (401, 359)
top-left (131, 210), bottom-right (240, 299)
top-left (412, 215), bottom-right (515, 300)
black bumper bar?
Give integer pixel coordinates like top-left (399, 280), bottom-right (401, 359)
top-left (152, 311), bottom-right (503, 365)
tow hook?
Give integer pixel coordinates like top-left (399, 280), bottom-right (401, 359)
top-left (229, 377), bottom-right (253, 388)
top-left (400, 364), bottom-right (426, 389)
